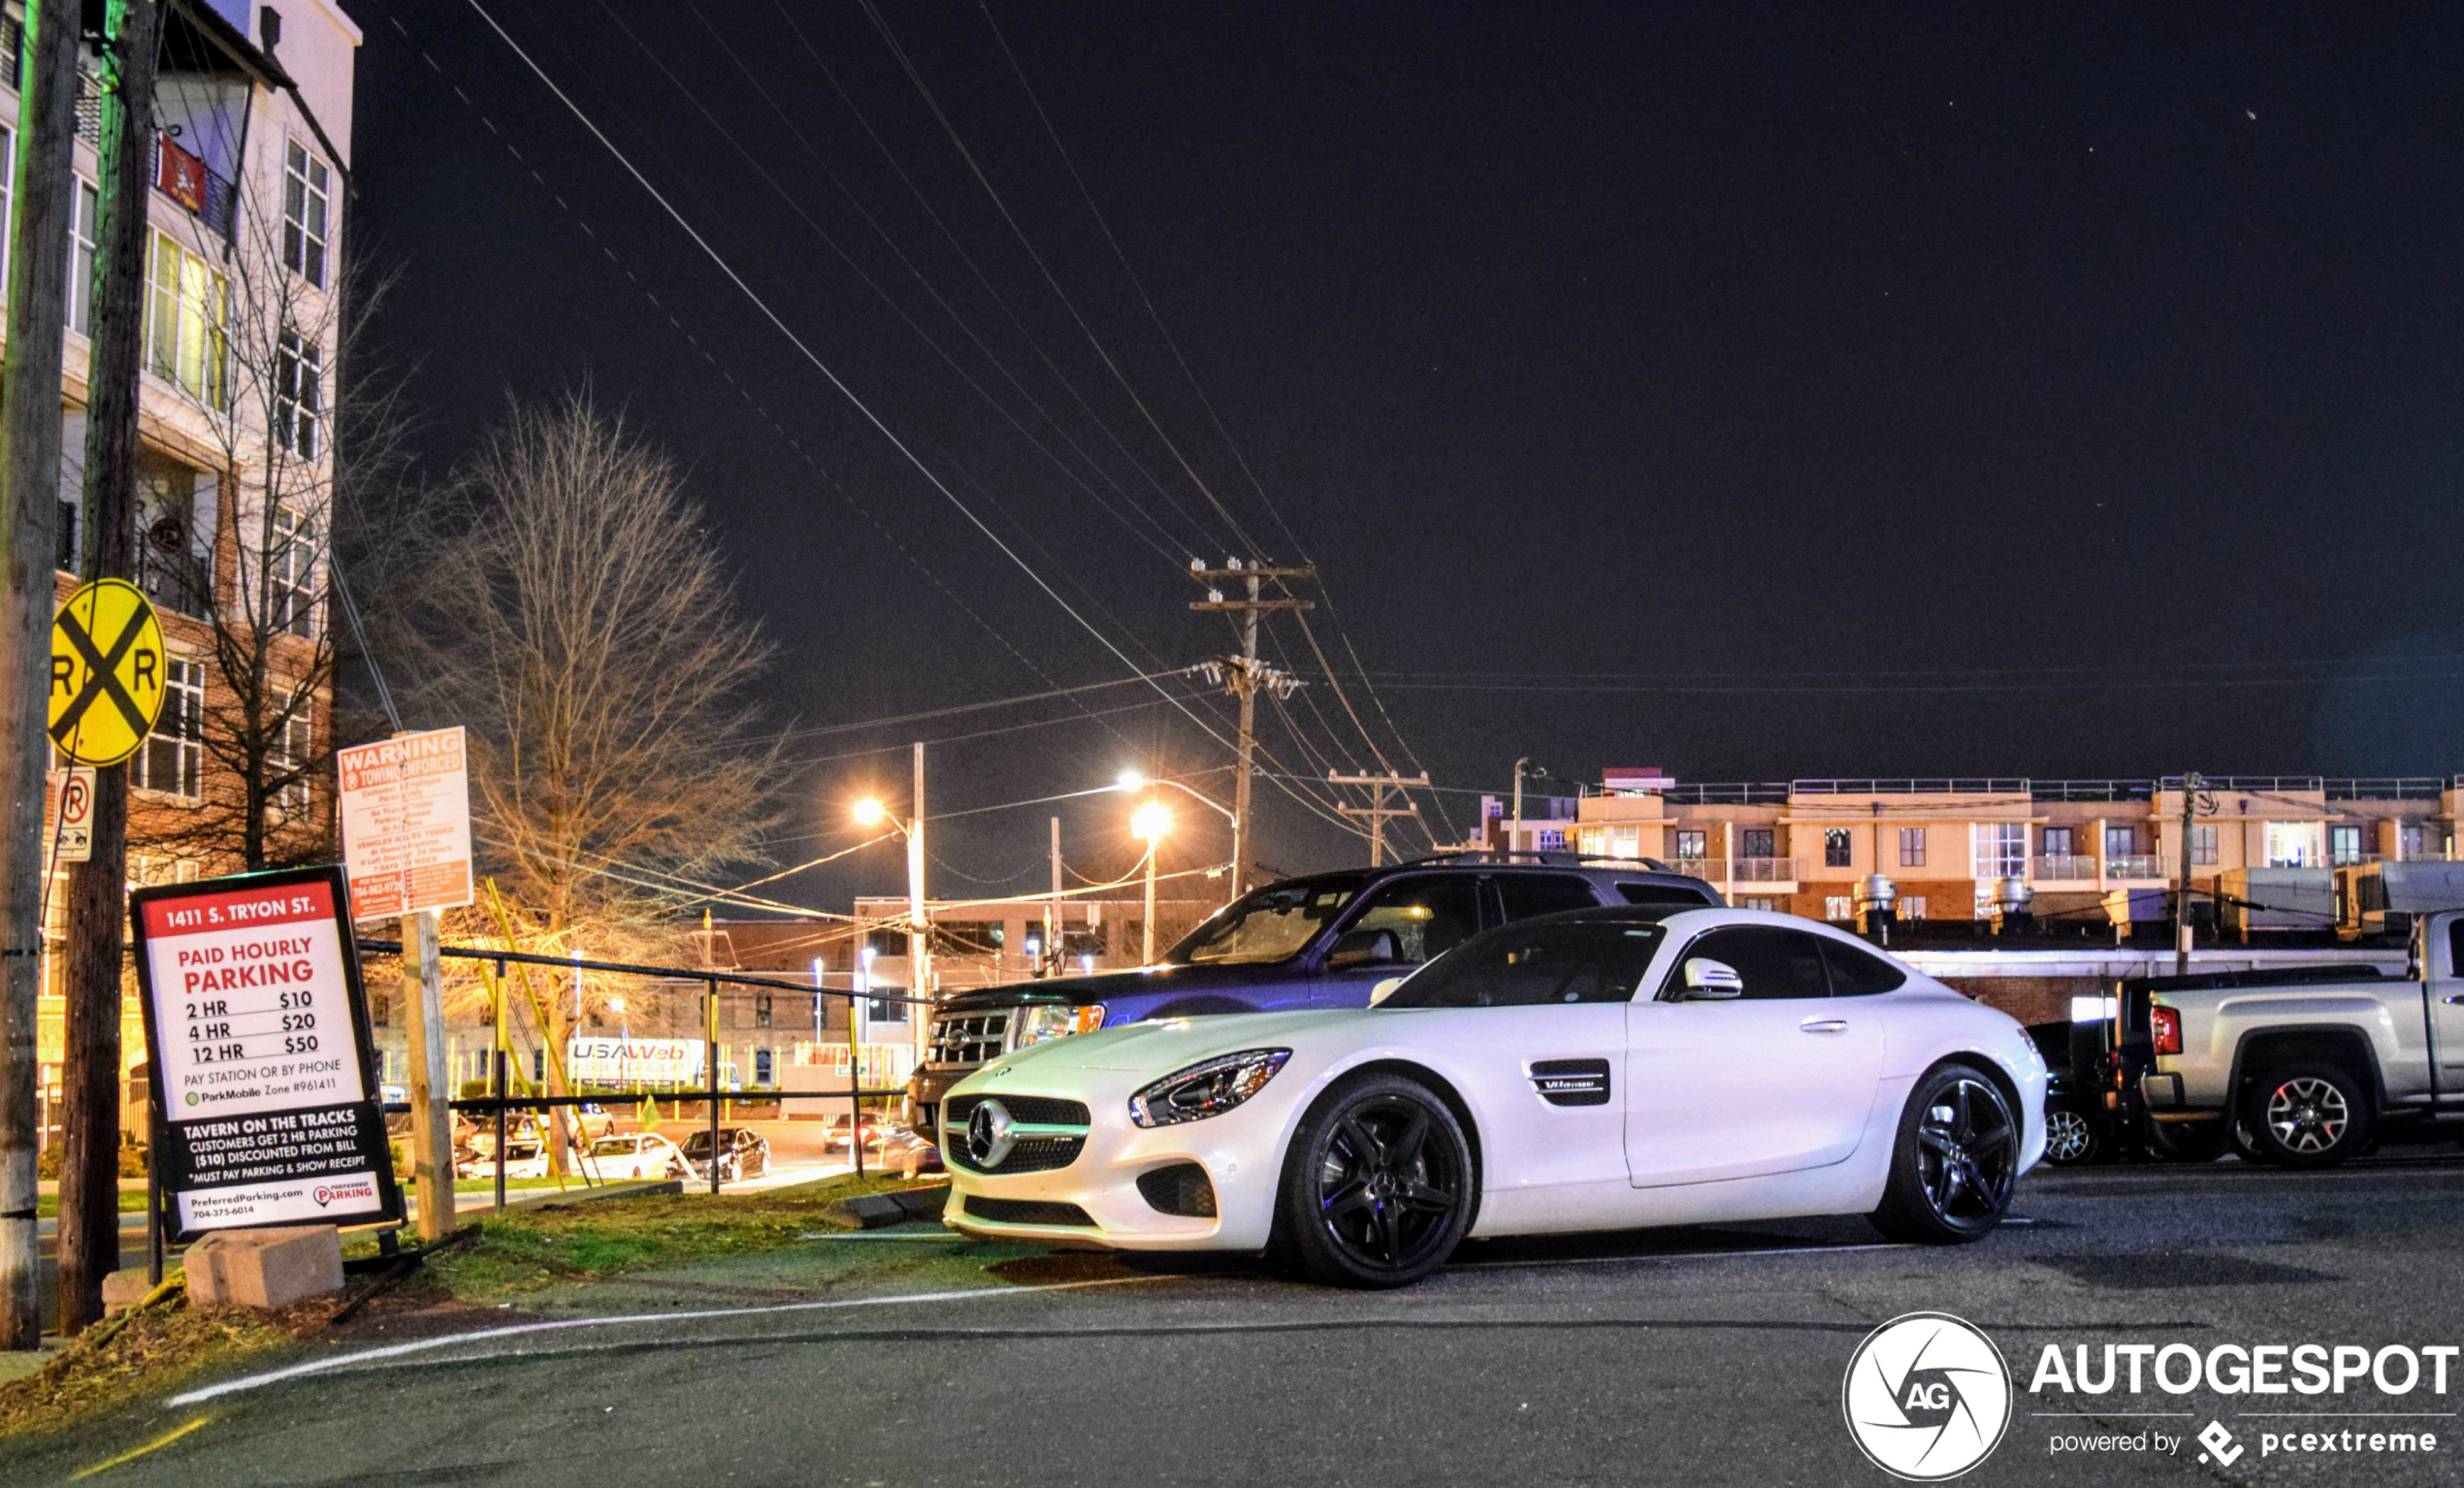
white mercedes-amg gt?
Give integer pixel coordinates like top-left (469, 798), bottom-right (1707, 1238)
top-left (939, 906), bottom-right (2047, 1286)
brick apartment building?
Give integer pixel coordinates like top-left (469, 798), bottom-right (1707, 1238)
top-left (27, 0), bottom-right (359, 1143)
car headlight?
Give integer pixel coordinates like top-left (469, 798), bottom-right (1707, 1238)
top-left (1014, 1003), bottom-right (1106, 1048)
top-left (1129, 1049), bottom-right (1291, 1128)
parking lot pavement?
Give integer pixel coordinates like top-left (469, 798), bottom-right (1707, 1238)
top-left (24, 1150), bottom-right (2464, 1487)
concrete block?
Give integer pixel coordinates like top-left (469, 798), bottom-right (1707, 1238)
top-left (183, 1225), bottom-right (344, 1310)
top-left (101, 1268), bottom-right (157, 1316)
top-left (819, 1185), bottom-right (952, 1230)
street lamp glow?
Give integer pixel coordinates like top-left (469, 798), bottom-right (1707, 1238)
top-left (1131, 801), bottom-right (1173, 842)
top-left (1115, 770), bottom-right (1145, 792)
top-left (852, 798), bottom-right (886, 825)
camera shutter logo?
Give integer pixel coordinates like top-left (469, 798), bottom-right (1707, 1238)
top-left (1842, 1311), bottom-right (2012, 1479)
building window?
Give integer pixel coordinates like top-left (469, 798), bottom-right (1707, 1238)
top-left (55, 497), bottom-right (77, 575)
top-left (2329, 825), bottom-right (2364, 866)
top-left (1897, 827), bottom-right (1927, 868)
top-left (2042, 825), bottom-right (2075, 857)
top-left (131, 658), bottom-right (202, 798)
top-left (1741, 827), bottom-right (1776, 859)
top-left (2401, 825), bottom-right (2444, 862)
top-left (2263, 822), bottom-right (2321, 868)
top-left (2191, 825), bottom-right (2218, 866)
top-left (753, 994), bottom-right (773, 1029)
top-left (1972, 823), bottom-right (2026, 878)
top-left (136, 460), bottom-right (209, 615)
top-left (754, 1048), bottom-right (774, 1085)
top-left (1823, 895), bottom-right (1854, 921)
top-left (1535, 827), bottom-right (1566, 852)
top-left (66, 174), bottom-right (95, 335)
top-left (1823, 828), bottom-right (1852, 868)
top-left (275, 327), bottom-right (322, 459)
top-left (1740, 897), bottom-right (1776, 912)
top-left (270, 504), bottom-right (317, 636)
top-left (270, 714), bottom-right (310, 817)
top-left (146, 230), bottom-right (227, 405)
top-left (1674, 829), bottom-right (1706, 861)
top-left (1900, 895), bottom-right (1929, 920)
top-left (2104, 825), bottom-right (2138, 858)
top-left (282, 139), bottom-right (332, 287)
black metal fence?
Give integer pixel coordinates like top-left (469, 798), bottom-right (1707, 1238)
top-left (357, 939), bottom-right (931, 1209)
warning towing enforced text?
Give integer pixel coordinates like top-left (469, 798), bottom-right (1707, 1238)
top-left (337, 726), bottom-right (474, 922)
top-left (130, 867), bottom-right (402, 1237)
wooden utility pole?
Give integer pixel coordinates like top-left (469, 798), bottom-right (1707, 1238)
top-left (1330, 772), bottom-right (1430, 868)
top-left (402, 910), bottom-right (452, 1241)
top-left (2174, 772), bottom-right (2206, 977)
top-left (1045, 816), bottom-right (1060, 979)
top-left (55, 0), bottom-right (162, 1336)
top-left (1189, 562), bottom-right (1311, 898)
top-left (0, 0), bottom-right (85, 1351)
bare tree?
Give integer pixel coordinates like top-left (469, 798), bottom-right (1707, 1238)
top-left (413, 395), bottom-right (779, 938)
top-left (119, 167), bottom-right (423, 875)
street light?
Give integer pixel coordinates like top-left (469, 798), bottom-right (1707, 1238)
top-left (1115, 771), bottom-right (1239, 904)
top-left (1130, 799), bottom-right (1172, 963)
top-left (853, 788), bottom-right (927, 1056)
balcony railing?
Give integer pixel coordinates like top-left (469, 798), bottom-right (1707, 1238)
top-left (1793, 778), bottom-right (2028, 796)
top-left (2030, 855), bottom-right (2098, 882)
top-left (1670, 857), bottom-right (1801, 885)
top-left (2105, 854), bottom-right (2165, 880)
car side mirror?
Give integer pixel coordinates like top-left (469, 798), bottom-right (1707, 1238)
top-left (1327, 927), bottom-right (1404, 970)
top-left (1680, 957), bottom-right (1744, 999)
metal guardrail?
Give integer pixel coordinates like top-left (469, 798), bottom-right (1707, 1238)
top-left (1792, 779), bottom-right (2029, 795)
top-left (2030, 855), bottom-right (2098, 882)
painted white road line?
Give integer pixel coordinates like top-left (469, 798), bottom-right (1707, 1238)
top-left (1452, 1241), bottom-right (1912, 1271)
top-left (168, 1275), bottom-right (1163, 1407)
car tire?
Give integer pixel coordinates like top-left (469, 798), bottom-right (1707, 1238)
top-left (2242, 1062), bottom-right (2373, 1169)
top-left (2042, 1104), bottom-right (2100, 1167)
top-left (2230, 1116), bottom-right (2279, 1165)
top-left (2144, 1118), bottom-right (2230, 1164)
top-left (1868, 1063), bottom-right (2020, 1245)
top-left (1272, 1072), bottom-right (1475, 1288)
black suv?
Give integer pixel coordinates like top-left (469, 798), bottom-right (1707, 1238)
top-left (903, 854), bottom-right (1722, 1135)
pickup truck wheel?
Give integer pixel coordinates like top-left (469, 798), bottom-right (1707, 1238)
top-left (2243, 1064), bottom-right (2372, 1169)
top-left (2043, 1106), bottom-right (2100, 1166)
top-left (2230, 1117), bottom-right (2278, 1165)
top-left (1869, 1064), bottom-right (2018, 1245)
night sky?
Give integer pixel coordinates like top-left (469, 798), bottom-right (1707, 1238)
top-left (343, 2), bottom-right (2464, 907)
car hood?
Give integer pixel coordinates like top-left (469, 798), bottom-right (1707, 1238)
top-left (977, 1007), bottom-right (1389, 1075)
top-left (936, 960), bottom-right (1307, 1012)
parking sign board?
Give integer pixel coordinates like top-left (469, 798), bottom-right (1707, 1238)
top-left (130, 865), bottom-right (403, 1238)
top-left (337, 727), bottom-right (474, 922)
top-left (51, 767), bottom-right (95, 862)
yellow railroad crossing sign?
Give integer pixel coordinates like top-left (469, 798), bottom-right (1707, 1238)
top-left (49, 578), bottom-right (167, 766)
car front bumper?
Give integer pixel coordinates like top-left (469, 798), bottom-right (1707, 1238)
top-left (940, 1077), bottom-right (1287, 1253)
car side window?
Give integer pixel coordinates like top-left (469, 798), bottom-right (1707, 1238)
top-left (1496, 874), bottom-right (1605, 922)
top-left (1617, 881), bottom-right (1712, 907)
top-left (1663, 926), bottom-right (1832, 1000)
top-left (1345, 878), bottom-right (1481, 965)
top-left (1820, 937), bottom-right (1906, 996)
top-left (2449, 918), bottom-right (2464, 980)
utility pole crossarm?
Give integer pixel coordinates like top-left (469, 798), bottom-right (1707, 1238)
top-left (1188, 562), bottom-right (1316, 899)
top-left (1328, 771), bottom-right (1432, 869)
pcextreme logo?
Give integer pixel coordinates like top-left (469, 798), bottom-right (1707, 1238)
top-left (1843, 1311), bottom-right (2014, 1480)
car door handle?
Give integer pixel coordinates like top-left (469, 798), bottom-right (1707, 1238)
top-left (1799, 1018), bottom-right (1849, 1034)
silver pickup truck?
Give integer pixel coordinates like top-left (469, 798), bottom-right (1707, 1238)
top-left (2129, 909), bottom-right (2464, 1167)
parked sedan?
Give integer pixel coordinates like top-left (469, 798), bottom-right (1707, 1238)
top-left (942, 906), bottom-right (2047, 1286)
top-left (584, 1131), bottom-right (690, 1181)
top-left (456, 1131), bottom-right (550, 1180)
top-left (680, 1126), bottom-right (771, 1181)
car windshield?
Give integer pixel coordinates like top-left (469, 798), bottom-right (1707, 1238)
top-left (1381, 921), bottom-right (1667, 1008)
top-left (589, 1137), bottom-right (636, 1155)
top-left (1168, 875), bottom-right (1366, 965)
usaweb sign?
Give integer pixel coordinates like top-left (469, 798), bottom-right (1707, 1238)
top-left (130, 865), bottom-right (403, 1237)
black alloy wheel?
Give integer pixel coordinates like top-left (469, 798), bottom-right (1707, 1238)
top-left (2042, 1105), bottom-right (2099, 1166)
top-left (2242, 1063), bottom-right (2372, 1169)
top-left (1870, 1064), bottom-right (2019, 1245)
top-left (1274, 1073), bottom-right (1474, 1288)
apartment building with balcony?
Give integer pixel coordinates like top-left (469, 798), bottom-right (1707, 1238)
top-left (21, 0), bottom-right (360, 1147)
top-left (1570, 773), bottom-right (2454, 931)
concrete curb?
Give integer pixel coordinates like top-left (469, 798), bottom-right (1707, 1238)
top-left (820, 1184), bottom-right (951, 1230)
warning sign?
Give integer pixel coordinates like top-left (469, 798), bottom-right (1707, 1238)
top-left (129, 865), bottom-right (403, 1238)
top-left (51, 767), bottom-right (95, 863)
top-left (49, 578), bottom-right (167, 767)
top-left (336, 728), bottom-right (474, 922)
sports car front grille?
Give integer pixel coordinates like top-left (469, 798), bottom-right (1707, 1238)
top-left (1136, 1162), bottom-right (1217, 1218)
top-left (963, 1195), bottom-right (1095, 1227)
top-left (941, 1094), bottom-right (1093, 1175)
top-left (928, 1013), bottom-right (1011, 1068)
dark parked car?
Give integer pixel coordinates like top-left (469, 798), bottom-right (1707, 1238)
top-left (903, 852), bottom-right (1724, 1142)
top-left (681, 1126), bottom-right (771, 1181)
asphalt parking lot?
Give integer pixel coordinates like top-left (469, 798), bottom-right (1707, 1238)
top-left (19, 1148), bottom-right (2464, 1487)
